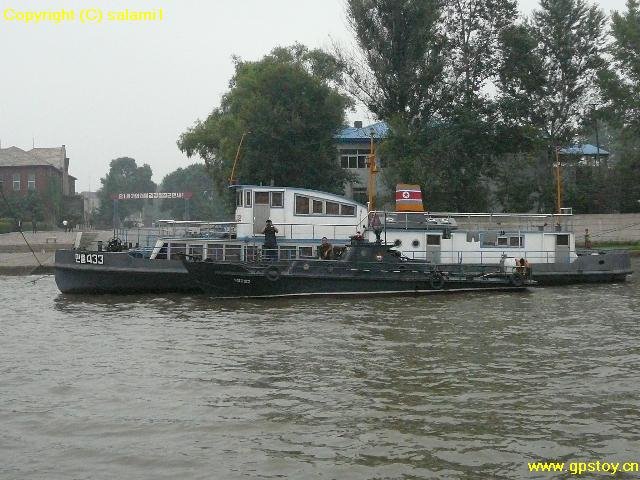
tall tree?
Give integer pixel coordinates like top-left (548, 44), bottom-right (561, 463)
top-left (495, 0), bottom-right (606, 211)
top-left (344, 0), bottom-right (517, 210)
top-left (97, 157), bottom-right (156, 225)
top-left (342, 0), bottom-right (447, 125)
top-left (160, 164), bottom-right (227, 220)
top-left (599, 0), bottom-right (640, 212)
top-left (443, 0), bottom-right (518, 109)
top-left (178, 44), bottom-right (352, 197)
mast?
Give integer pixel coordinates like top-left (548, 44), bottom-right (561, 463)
top-left (555, 146), bottom-right (562, 214)
top-left (367, 128), bottom-right (378, 211)
top-left (228, 131), bottom-right (250, 185)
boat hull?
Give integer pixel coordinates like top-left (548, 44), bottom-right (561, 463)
top-left (54, 249), bottom-right (199, 294)
top-left (530, 251), bottom-right (632, 285)
top-left (184, 260), bottom-right (528, 298)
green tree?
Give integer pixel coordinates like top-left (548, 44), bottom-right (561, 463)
top-left (344, 0), bottom-right (517, 211)
top-left (598, 1), bottom-right (640, 212)
top-left (97, 157), bottom-right (156, 225)
top-left (160, 163), bottom-right (227, 220)
top-left (178, 44), bottom-right (352, 197)
top-left (341, 0), bottom-right (447, 124)
top-left (495, 0), bottom-right (607, 212)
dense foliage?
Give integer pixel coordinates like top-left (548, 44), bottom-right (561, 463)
top-left (178, 45), bottom-right (353, 200)
top-left (159, 164), bottom-right (227, 220)
top-left (344, 0), bottom-right (640, 213)
top-left (96, 157), bottom-right (156, 226)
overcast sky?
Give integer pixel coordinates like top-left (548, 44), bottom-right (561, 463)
top-left (0, 0), bottom-right (629, 191)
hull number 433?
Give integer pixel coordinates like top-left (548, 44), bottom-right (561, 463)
top-left (75, 253), bottom-right (104, 265)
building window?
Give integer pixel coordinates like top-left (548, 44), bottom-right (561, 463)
top-left (339, 149), bottom-right (370, 169)
top-left (28, 173), bottom-right (36, 191)
top-left (557, 234), bottom-right (569, 246)
top-left (270, 191), bottom-right (284, 208)
top-left (12, 173), bottom-right (20, 191)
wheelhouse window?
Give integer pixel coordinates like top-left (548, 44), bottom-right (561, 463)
top-left (557, 234), bottom-right (569, 246)
top-left (295, 195), bottom-right (310, 214)
top-left (12, 173), bottom-right (20, 191)
top-left (236, 190), bottom-right (243, 207)
top-left (28, 173), bottom-right (36, 191)
top-left (295, 194), bottom-right (358, 216)
top-left (255, 192), bottom-right (270, 204)
top-left (326, 201), bottom-right (339, 215)
top-left (340, 204), bottom-right (355, 216)
top-left (509, 236), bottom-right (524, 247)
top-left (299, 246), bottom-right (314, 258)
top-left (245, 190), bottom-right (252, 207)
top-left (427, 234), bottom-right (441, 246)
top-left (497, 237), bottom-right (508, 246)
top-left (188, 245), bottom-right (203, 260)
top-left (225, 245), bottom-right (241, 260)
top-left (270, 191), bottom-right (284, 208)
top-left (207, 244), bottom-right (223, 261)
top-left (170, 243), bottom-right (186, 260)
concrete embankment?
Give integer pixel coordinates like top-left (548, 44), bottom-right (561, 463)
top-left (0, 231), bottom-right (112, 275)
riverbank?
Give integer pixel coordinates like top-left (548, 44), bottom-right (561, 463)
top-left (0, 231), bottom-right (107, 275)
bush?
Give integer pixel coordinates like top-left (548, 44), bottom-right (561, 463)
top-left (0, 218), bottom-right (14, 234)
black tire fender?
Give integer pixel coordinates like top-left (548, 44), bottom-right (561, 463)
top-left (430, 272), bottom-right (445, 289)
top-left (264, 266), bottom-right (281, 282)
top-left (509, 272), bottom-right (524, 287)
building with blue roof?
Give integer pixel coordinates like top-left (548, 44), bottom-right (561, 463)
top-left (334, 121), bottom-right (390, 203)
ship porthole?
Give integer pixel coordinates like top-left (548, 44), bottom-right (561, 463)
top-left (394, 239), bottom-right (402, 246)
top-left (412, 240), bottom-right (420, 247)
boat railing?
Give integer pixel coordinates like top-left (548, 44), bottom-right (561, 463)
top-left (190, 242), bottom-right (578, 265)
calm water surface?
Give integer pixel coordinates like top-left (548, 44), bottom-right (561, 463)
top-left (1, 263), bottom-right (639, 479)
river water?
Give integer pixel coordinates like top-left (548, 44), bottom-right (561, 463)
top-left (1, 264), bottom-right (639, 480)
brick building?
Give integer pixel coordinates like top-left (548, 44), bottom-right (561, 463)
top-left (0, 145), bottom-right (78, 223)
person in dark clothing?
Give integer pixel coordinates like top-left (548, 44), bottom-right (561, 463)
top-left (262, 220), bottom-right (278, 260)
top-left (319, 237), bottom-right (333, 260)
top-left (32, 218), bottom-right (37, 234)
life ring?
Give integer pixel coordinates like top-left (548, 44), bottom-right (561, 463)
top-left (430, 272), bottom-right (445, 289)
top-left (264, 266), bottom-right (281, 282)
top-left (509, 272), bottom-right (524, 287)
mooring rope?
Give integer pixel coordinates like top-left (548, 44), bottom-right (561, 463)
top-left (0, 188), bottom-right (49, 278)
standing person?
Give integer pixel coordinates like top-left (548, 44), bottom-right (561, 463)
top-left (262, 220), bottom-right (278, 260)
top-left (584, 228), bottom-right (592, 249)
top-left (17, 219), bottom-right (22, 233)
top-left (62, 219), bottom-right (68, 232)
top-left (31, 218), bottom-right (37, 234)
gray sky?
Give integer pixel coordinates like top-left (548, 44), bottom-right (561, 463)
top-left (0, 0), bottom-right (628, 191)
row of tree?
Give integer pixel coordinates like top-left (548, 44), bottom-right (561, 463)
top-left (177, 0), bottom-right (640, 214)
top-left (94, 158), bottom-right (226, 226)
top-left (340, 0), bottom-right (640, 212)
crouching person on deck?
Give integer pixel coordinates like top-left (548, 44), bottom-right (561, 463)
top-left (319, 237), bottom-right (333, 260)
